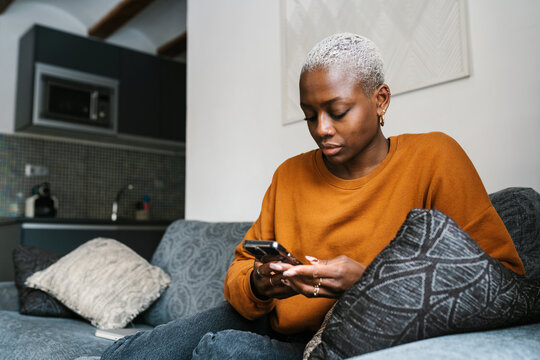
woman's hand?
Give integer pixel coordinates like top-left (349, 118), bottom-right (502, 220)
top-left (280, 255), bottom-right (366, 298)
top-left (250, 260), bottom-right (298, 300)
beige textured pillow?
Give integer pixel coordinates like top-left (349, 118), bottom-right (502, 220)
top-left (25, 238), bottom-right (171, 329)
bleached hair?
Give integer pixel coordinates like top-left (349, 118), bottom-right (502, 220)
top-left (301, 33), bottom-right (385, 95)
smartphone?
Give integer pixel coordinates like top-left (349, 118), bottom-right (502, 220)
top-left (243, 240), bottom-right (302, 265)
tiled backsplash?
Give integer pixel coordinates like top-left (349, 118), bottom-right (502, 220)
top-left (0, 133), bottom-right (185, 220)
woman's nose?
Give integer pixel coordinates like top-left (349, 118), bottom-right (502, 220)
top-left (317, 115), bottom-right (335, 137)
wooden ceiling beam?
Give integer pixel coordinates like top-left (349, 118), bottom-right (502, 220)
top-left (157, 32), bottom-right (187, 57)
top-left (88, 0), bottom-right (155, 39)
top-left (0, 0), bottom-right (14, 14)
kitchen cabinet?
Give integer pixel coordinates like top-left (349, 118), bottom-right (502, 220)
top-left (14, 25), bottom-right (186, 146)
top-left (118, 49), bottom-right (161, 138)
top-left (118, 49), bottom-right (186, 142)
top-left (159, 59), bottom-right (186, 141)
top-left (33, 25), bottom-right (120, 79)
top-left (0, 219), bottom-right (168, 281)
top-left (15, 26), bottom-right (120, 135)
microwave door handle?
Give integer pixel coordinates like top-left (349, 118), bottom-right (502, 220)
top-left (90, 91), bottom-right (99, 121)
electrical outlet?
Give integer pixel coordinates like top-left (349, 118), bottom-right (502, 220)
top-left (25, 164), bottom-right (49, 177)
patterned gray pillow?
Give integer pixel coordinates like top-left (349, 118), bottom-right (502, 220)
top-left (25, 238), bottom-right (171, 329)
top-left (308, 209), bottom-right (540, 360)
top-left (143, 220), bottom-right (252, 326)
top-left (489, 187), bottom-right (540, 278)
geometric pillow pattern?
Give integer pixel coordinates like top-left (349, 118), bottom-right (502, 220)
top-left (489, 187), bottom-right (540, 278)
top-left (12, 245), bottom-right (78, 318)
top-left (143, 220), bottom-right (253, 327)
top-left (309, 209), bottom-right (540, 359)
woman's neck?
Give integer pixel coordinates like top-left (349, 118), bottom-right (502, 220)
top-left (323, 133), bottom-right (390, 180)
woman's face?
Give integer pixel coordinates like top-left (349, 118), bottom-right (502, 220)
top-left (299, 67), bottom-right (389, 177)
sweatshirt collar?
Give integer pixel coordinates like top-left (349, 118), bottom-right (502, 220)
top-left (313, 136), bottom-right (398, 190)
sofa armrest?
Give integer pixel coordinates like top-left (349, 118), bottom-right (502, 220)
top-left (142, 220), bottom-right (253, 326)
top-left (0, 281), bottom-right (19, 311)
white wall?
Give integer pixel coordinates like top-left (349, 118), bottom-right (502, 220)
top-left (389, 1), bottom-right (540, 195)
top-left (186, 0), bottom-right (540, 222)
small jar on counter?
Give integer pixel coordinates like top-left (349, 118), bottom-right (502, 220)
top-left (135, 195), bottom-right (150, 221)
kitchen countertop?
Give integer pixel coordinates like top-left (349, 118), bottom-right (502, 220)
top-left (0, 217), bottom-right (173, 227)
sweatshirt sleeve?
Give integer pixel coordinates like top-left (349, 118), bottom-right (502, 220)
top-left (425, 133), bottom-right (525, 275)
top-left (224, 174), bottom-right (278, 320)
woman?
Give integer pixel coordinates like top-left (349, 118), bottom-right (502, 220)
top-left (103, 33), bottom-right (524, 360)
top-left (224, 32), bottom-right (524, 351)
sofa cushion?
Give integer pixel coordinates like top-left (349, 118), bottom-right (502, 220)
top-left (143, 220), bottom-right (252, 326)
top-left (0, 282), bottom-right (20, 312)
top-left (0, 310), bottom-right (111, 360)
top-left (489, 187), bottom-right (540, 278)
top-left (12, 245), bottom-right (77, 318)
top-left (308, 209), bottom-right (540, 360)
top-left (25, 238), bottom-right (171, 329)
top-left (348, 322), bottom-right (540, 360)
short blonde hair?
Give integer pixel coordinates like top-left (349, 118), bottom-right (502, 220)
top-left (301, 33), bottom-right (385, 95)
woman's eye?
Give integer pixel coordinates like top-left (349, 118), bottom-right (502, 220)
top-left (331, 109), bottom-right (349, 120)
top-left (303, 115), bottom-right (316, 122)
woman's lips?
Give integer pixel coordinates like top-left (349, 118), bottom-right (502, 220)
top-left (321, 144), bottom-right (343, 156)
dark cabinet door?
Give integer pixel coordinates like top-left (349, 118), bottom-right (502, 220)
top-left (118, 49), bottom-right (160, 138)
top-left (159, 60), bottom-right (186, 142)
top-left (15, 28), bottom-right (36, 131)
top-left (20, 225), bottom-right (165, 262)
top-left (34, 25), bottom-right (120, 79)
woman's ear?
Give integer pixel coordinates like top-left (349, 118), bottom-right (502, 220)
top-left (375, 84), bottom-right (391, 116)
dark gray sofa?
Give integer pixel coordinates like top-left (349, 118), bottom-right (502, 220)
top-left (0, 187), bottom-right (539, 360)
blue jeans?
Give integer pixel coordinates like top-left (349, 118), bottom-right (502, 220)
top-left (100, 302), bottom-right (308, 360)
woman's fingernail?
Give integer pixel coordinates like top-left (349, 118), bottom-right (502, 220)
top-left (269, 263), bottom-right (283, 271)
top-left (305, 255), bottom-right (319, 263)
top-left (283, 269), bottom-right (295, 277)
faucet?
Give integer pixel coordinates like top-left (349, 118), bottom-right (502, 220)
top-left (111, 184), bottom-right (134, 221)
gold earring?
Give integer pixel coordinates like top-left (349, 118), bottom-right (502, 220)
top-left (379, 114), bottom-right (385, 126)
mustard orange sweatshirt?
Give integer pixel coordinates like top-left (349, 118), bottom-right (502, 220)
top-left (224, 132), bottom-right (525, 334)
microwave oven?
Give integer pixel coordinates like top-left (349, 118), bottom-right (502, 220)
top-left (33, 63), bottom-right (118, 134)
